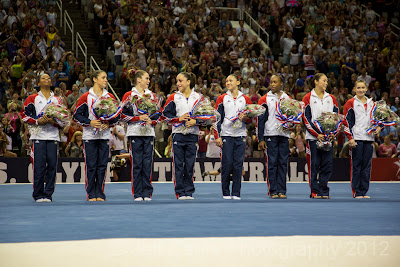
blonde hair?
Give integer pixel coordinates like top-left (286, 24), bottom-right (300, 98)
top-left (127, 69), bottom-right (147, 86)
top-left (70, 131), bottom-right (83, 143)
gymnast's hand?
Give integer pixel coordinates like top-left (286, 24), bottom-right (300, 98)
top-left (258, 141), bottom-right (266, 150)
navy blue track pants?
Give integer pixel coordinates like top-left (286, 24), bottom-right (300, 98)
top-left (31, 140), bottom-right (58, 201)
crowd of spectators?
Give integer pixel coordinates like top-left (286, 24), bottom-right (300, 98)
top-left (0, 0), bottom-right (400, 160)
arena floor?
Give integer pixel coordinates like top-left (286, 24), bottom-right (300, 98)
top-left (1, 182), bottom-right (399, 266)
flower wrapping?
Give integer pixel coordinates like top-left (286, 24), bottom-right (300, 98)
top-left (28, 100), bottom-right (71, 135)
top-left (130, 93), bottom-right (161, 134)
top-left (314, 112), bottom-right (344, 151)
top-left (229, 104), bottom-right (265, 129)
top-left (366, 100), bottom-right (399, 135)
top-left (91, 96), bottom-right (122, 134)
top-left (275, 99), bottom-right (304, 131)
top-left (174, 97), bottom-right (218, 134)
top-left (41, 102), bottom-right (71, 127)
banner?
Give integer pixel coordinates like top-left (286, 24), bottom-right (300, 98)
top-left (0, 157), bottom-right (399, 184)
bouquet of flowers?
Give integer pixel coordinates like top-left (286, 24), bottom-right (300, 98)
top-left (28, 101), bottom-right (70, 135)
top-left (230, 104), bottom-right (266, 129)
top-left (192, 99), bottom-right (220, 126)
top-left (366, 100), bottom-right (399, 134)
top-left (275, 98), bottom-right (304, 131)
top-left (42, 102), bottom-right (71, 127)
top-left (130, 93), bottom-right (161, 134)
top-left (174, 97), bottom-right (219, 134)
top-left (91, 96), bottom-right (121, 135)
top-left (314, 112), bottom-right (344, 151)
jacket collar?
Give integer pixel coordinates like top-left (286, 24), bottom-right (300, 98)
top-left (311, 89), bottom-right (330, 100)
top-left (227, 90), bottom-right (244, 99)
top-left (132, 87), bottom-right (152, 96)
top-left (89, 87), bottom-right (108, 98)
top-left (353, 95), bottom-right (372, 104)
top-left (267, 90), bottom-right (287, 99)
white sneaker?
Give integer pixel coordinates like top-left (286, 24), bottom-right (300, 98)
top-left (134, 197), bottom-right (143, 201)
top-left (232, 196), bottom-right (241, 200)
top-left (178, 196), bottom-right (187, 200)
top-left (143, 197), bottom-right (152, 201)
top-left (42, 198), bottom-right (52, 202)
top-left (185, 196), bottom-right (194, 200)
top-left (223, 196), bottom-right (232, 200)
top-left (36, 198), bottom-right (45, 202)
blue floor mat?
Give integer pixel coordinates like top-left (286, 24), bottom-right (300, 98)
top-left (1, 183), bottom-right (399, 243)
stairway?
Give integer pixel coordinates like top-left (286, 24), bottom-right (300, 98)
top-left (58, 1), bottom-right (121, 97)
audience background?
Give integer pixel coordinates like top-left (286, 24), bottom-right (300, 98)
top-left (0, 0), bottom-right (399, 159)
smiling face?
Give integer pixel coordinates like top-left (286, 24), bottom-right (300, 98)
top-left (314, 74), bottom-right (328, 91)
top-left (225, 75), bottom-right (240, 92)
top-left (176, 73), bottom-right (191, 92)
top-left (354, 81), bottom-right (367, 98)
top-left (38, 74), bottom-right (51, 87)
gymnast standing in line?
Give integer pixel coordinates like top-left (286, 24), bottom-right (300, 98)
top-left (257, 74), bottom-right (291, 199)
top-left (214, 74), bottom-right (252, 200)
top-left (73, 70), bottom-right (120, 201)
top-left (302, 73), bottom-right (339, 199)
top-left (162, 72), bottom-right (202, 200)
top-left (343, 80), bottom-right (380, 198)
top-left (121, 69), bottom-right (161, 201)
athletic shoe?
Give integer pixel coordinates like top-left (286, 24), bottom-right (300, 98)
top-left (96, 198), bottom-right (105, 201)
top-left (223, 196), bottom-right (232, 200)
top-left (311, 195), bottom-right (322, 199)
top-left (88, 198), bottom-right (97, 201)
top-left (178, 196), bottom-right (187, 200)
top-left (35, 198), bottom-right (46, 202)
top-left (321, 196), bottom-right (330, 199)
top-left (355, 196), bottom-right (364, 199)
top-left (270, 194), bottom-right (279, 199)
top-left (231, 196), bottom-right (241, 200)
top-left (185, 196), bottom-right (194, 200)
top-left (42, 198), bottom-right (52, 202)
top-left (363, 196), bottom-right (371, 199)
top-left (278, 193), bottom-right (287, 199)
top-left (134, 197), bottom-right (144, 201)
top-left (143, 197), bottom-right (152, 201)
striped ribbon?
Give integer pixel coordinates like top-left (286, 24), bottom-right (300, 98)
top-left (314, 118), bottom-right (343, 142)
top-left (366, 103), bottom-right (396, 135)
top-left (275, 101), bottom-right (302, 130)
top-left (91, 98), bottom-right (123, 135)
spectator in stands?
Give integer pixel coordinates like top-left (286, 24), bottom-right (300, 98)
top-left (79, 78), bottom-right (91, 96)
top-left (378, 134), bottom-right (397, 158)
top-left (67, 84), bottom-right (79, 109)
top-left (65, 131), bottom-right (83, 158)
top-left (280, 30), bottom-right (296, 66)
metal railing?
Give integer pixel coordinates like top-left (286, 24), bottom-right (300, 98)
top-left (76, 32), bottom-right (88, 74)
top-left (56, 0), bottom-right (62, 27)
top-left (360, 4), bottom-right (399, 37)
top-left (243, 10), bottom-right (269, 47)
top-left (212, 7), bottom-right (243, 20)
top-left (64, 10), bottom-right (74, 50)
top-left (211, 7), bottom-right (269, 48)
top-left (90, 56), bottom-right (120, 102)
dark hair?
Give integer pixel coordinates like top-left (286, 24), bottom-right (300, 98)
top-left (228, 74), bottom-right (241, 82)
top-left (91, 70), bottom-right (106, 84)
top-left (127, 69), bottom-right (147, 86)
top-left (271, 73), bottom-right (283, 83)
top-left (313, 73), bottom-right (327, 86)
top-left (179, 72), bottom-right (196, 88)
